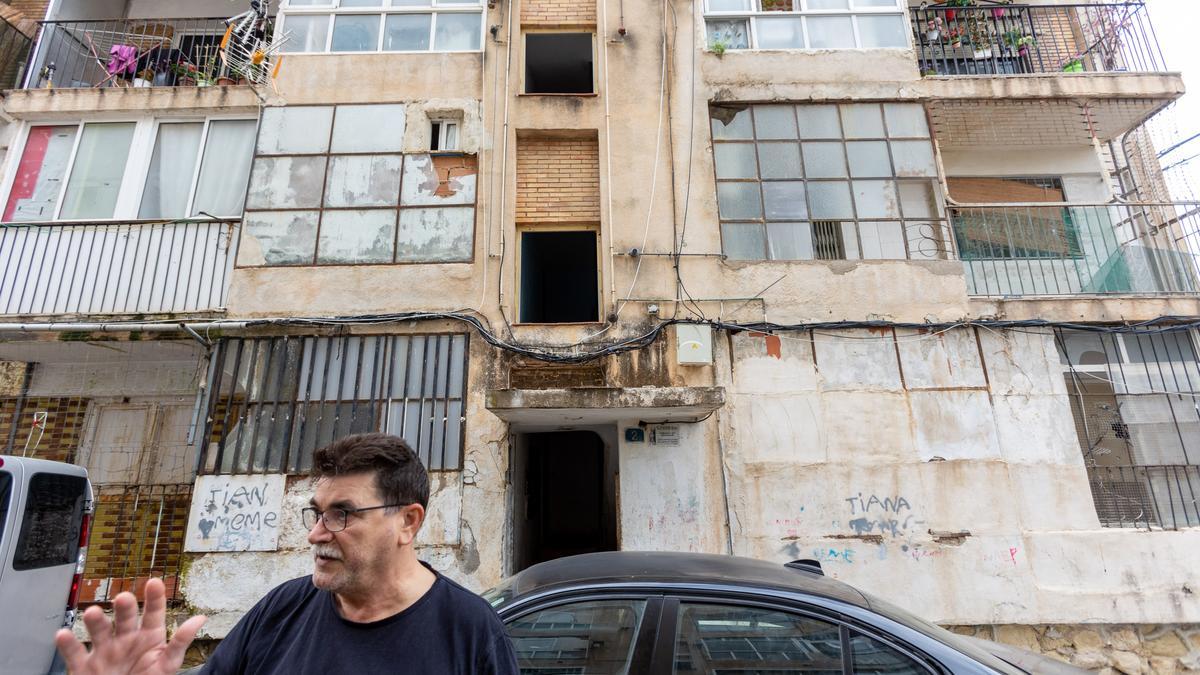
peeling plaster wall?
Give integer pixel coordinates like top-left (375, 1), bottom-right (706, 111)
top-left (713, 327), bottom-right (1200, 626)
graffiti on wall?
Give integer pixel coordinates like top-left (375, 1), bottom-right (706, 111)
top-left (184, 474), bottom-right (285, 552)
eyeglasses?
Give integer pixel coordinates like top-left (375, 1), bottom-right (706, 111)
top-left (301, 503), bottom-right (406, 533)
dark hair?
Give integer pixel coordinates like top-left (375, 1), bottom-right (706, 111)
top-left (312, 433), bottom-right (429, 509)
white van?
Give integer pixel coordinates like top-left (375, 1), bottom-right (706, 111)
top-left (0, 456), bottom-right (93, 675)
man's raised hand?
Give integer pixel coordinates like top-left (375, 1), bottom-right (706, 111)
top-left (54, 577), bottom-right (207, 675)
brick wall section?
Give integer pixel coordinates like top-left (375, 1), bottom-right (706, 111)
top-left (3, 0), bottom-right (48, 24)
top-left (516, 135), bottom-right (601, 224)
top-left (0, 396), bottom-right (89, 462)
top-left (521, 0), bottom-right (595, 27)
top-left (82, 485), bottom-right (193, 604)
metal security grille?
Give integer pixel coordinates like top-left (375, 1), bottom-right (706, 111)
top-left (198, 334), bottom-right (468, 474)
top-left (1057, 328), bottom-right (1200, 530)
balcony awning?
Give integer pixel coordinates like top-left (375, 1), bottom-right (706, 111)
top-left (485, 386), bottom-right (725, 427)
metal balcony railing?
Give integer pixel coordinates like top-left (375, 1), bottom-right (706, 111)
top-left (1087, 464), bottom-right (1200, 531)
top-left (951, 202), bottom-right (1200, 297)
top-left (0, 218), bottom-right (239, 316)
top-left (0, 16), bottom-right (32, 89)
top-left (912, 2), bottom-right (1166, 76)
top-left (23, 16), bottom-right (273, 89)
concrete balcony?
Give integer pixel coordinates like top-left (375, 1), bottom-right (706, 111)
top-left (0, 218), bottom-right (239, 318)
top-left (910, 2), bottom-right (1184, 148)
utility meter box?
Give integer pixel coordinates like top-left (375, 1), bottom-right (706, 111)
top-left (675, 324), bottom-right (713, 365)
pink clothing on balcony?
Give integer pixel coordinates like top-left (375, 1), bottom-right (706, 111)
top-left (107, 44), bottom-right (138, 76)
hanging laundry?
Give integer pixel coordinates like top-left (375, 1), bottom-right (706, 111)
top-left (107, 44), bottom-right (138, 76)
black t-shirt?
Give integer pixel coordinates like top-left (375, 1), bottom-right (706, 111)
top-left (201, 566), bottom-right (519, 674)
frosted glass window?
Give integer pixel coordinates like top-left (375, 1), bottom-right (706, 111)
top-left (807, 17), bottom-right (854, 49)
top-left (434, 13), bottom-right (481, 51)
top-left (859, 221), bottom-right (906, 259)
top-left (752, 106), bottom-right (797, 139)
top-left (280, 15), bottom-right (331, 53)
top-left (702, 0), bottom-right (903, 50)
top-left (709, 0), bottom-right (751, 9)
top-left (258, 106), bottom-right (333, 154)
top-left (193, 120), bottom-right (257, 216)
top-left (757, 143), bottom-right (802, 179)
top-left (60, 123), bottom-right (135, 220)
top-left (766, 222), bottom-right (813, 260)
top-left (841, 104), bottom-right (885, 139)
top-left (802, 142), bottom-right (847, 178)
top-left (332, 14), bottom-right (381, 51)
top-left (318, 209), bottom-right (396, 263)
top-left (706, 20), bottom-right (749, 49)
top-left (846, 141), bottom-right (891, 178)
top-left (796, 106), bottom-right (841, 139)
top-left (891, 140), bottom-right (937, 177)
top-left (324, 155), bottom-right (402, 207)
top-left (714, 143), bottom-right (758, 179)
top-left (711, 102), bottom-right (944, 261)
top-left (884, 104), bottom-right (929, 137)
top-left (722, 223), bottom-right (766, 260)
top-left (762, 181), bottom-right (807, 219)
top-left (717, 183), bottom-right (763, 220)
top-left (341, 0), bottom-right (383, 5)
top-left (245, 156), bottom-right (328, 209)
top-left (396, 206), bottom-right (475, 261)
top-left (852, 180), bottom-right (899, 218)
top-left (3, 125), bottom-right (77, 222)
top-left (807, 182), bottom-right (854, 219)
top-left (384, 14), bottom-right (432, 50)
top-left (857, 15), bottom-right (907, 48)
top-left (241, 211), bottom-right (319, 266)
top-left (711, 107), bottom-right (753, 139)
top-left (332, 105), bottom-right (406, 153)
top-left (140, 123), bottom-right (203, 219)
top-left (756, 17), bottom-right (804, 48)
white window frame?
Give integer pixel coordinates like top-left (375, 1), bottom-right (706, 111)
top-left (430, 119), bottom-right (460, 151)
top-left (278, 0), bottom-right (486, 54)
top-left (0, 115), bottom-right (258, 224)
top-left (702, 0), bottom-right (909, 51)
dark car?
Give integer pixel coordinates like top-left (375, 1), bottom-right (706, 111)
top-left (483, 551), bottom-right (1084, 675)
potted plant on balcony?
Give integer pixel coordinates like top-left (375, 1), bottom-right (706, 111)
top-left (925, 16), bottom-right (944, 42)
top-left (1002, 30), bottom-right (1034, 57)
top-left (945, 26), bottom-right (965, 49)
top-left (965, 15), bottom-right (992, 59)
top-left (989, 0), bottom-right (1012, 18)
top-left (1061, 55), bottom-right (1085, 72)
top-left (942, 0), bottom-right (973, 22)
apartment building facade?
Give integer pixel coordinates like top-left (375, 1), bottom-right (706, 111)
top-left (1, 0), bottom-right (1198, 669)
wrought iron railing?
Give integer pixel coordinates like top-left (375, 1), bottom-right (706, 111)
top-left (951, 202), bottom-right (1200, 297)
top-left (1087, 465), bottom-right (1200, 531)
top-left (0, 16), bottom-right (32, 89)
top-left (912, 3), bottom-right (1166, 76)
top-left (0, 218), bottom-right (240, 316)
top-left (23, 16), bottom-right (272, 89)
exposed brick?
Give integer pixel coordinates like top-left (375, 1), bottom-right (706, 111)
top-left (516, 135), bottom-right (601, 224)
top-left (521, 0), bottom-right (595, 27)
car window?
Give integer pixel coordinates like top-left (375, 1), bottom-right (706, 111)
top-left (673, 603), bottom-right (843, 674)
top-left (506, 599), bottom-right (647, 674)
top-left (13, 472), bottom-right (87, 570)
top-left (0, 470), bottom-right (11, 549)
top-left (850, 631), bottom-right (932, 674)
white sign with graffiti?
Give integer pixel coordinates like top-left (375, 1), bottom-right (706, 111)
top-left (185, 474), bottom-right (286, 552)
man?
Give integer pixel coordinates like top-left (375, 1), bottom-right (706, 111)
top-left (56, 433), bottom-right (520, 674)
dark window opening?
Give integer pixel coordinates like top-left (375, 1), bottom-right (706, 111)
top-left (520, 230), bottom-right (599, 323)
top-left (812, 221), bottom-right (845, 260)
top-left (525, 33), bottom-right (594, 94)
top-left (512, 430), bottom-right (618, 572)
top-left (14, 472), bottom-right (87, 570)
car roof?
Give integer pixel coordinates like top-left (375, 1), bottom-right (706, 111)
top-left (0, 455), bottom-right (88, 477)
top-left (503, 551), bottom-right (871, 609)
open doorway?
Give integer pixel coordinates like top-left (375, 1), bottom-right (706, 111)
top-left (511, 430), bottom-right (618, 572)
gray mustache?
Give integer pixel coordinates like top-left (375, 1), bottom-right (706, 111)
top-left (313, 545), bottom-right (343, 560)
